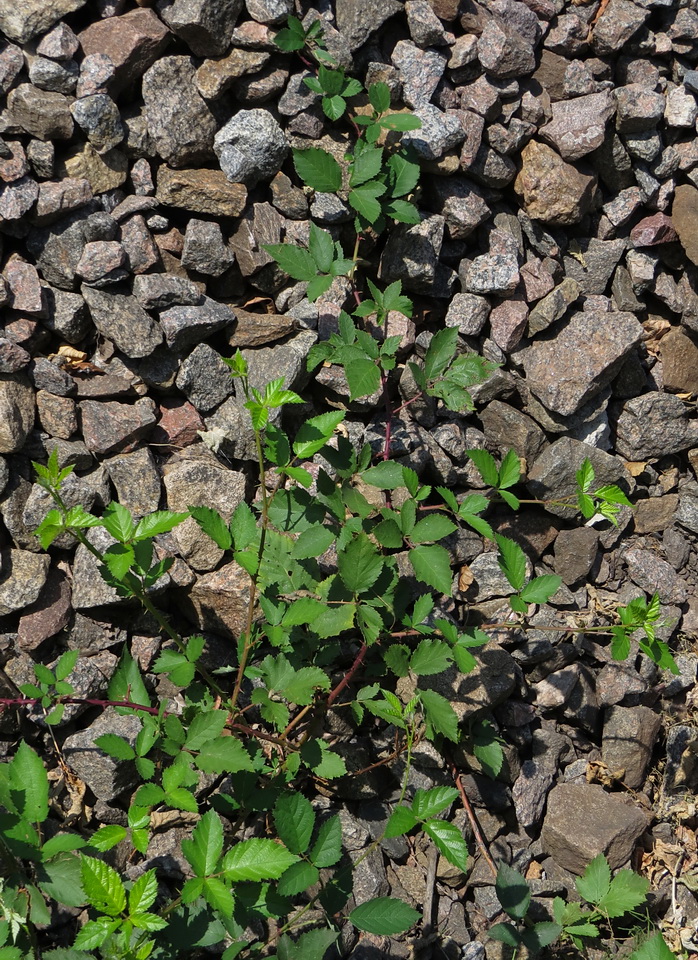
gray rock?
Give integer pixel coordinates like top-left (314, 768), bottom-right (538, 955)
top-left (175, 343), bottom-right (234, 413)
top-left (615, 84), bottom-right (665, 133)
top-left (445, 293), bottom-right (490, 336)
top-left (37, 22), bottom-right (80, 60)
top-left (615, 394), bottom-right (698, 459)
top-left (28, 56), bottom-right (79, 95)
top-left (591, 0), bottom-right (650, 56)
top-left (406, 0), bottom-right (449, 45)
top-left (477, 17), bottom-right (536, 79)
top-left (229, 202), bottom-right (283, 276)
top-left (662, 724), bottom-right (698, 801)
top-left (513, 727), bottom-right (567, 831)
top-left (28, 358), bottom-right (76, 397)
top-left (76, 241), bottom-right (127, 286)
top-left (520, 309), bottom-right (642, 416)
top-left (104, 447), bottom-right (162, 517)
top-left (142, 56), bottom-right (217, 167)
top-left (0, 176), bottom-right (39, 222)
top-left (602, 706), bottom-right (661, 790)
top-left (479, 401), bottom-right (547, 463)
top-left (160, 298), bottom-right (235, 351)
top-left (0, 339), bottom-right (31, 373)
top-left (181, 558), bottom-right (252, 633)
top-left (246, 0), bottom-right (293, 24)
top-left (164, 455), bottom-right (246, 571)
top-left (71, 95), bottom-right (125, 154)
top-left (0, 0), bottom-right (86, 44)
top-left (391, 40), bottom-right (446, 108)
top-left (80, 398), bottom-right (157, 456)
top-left (553, 528), bottom-right (598, 585)
top-left (379, 215), bottom-right (448, 295)
top-left (336, 0), bottom-right (403, 50)
top-left (63, 709), bottom-right (142, 801)
top-left (541, 782), bottom-right (649, 874)
top-left (23, 472), bottom-right (96, 549)
top-left (7, 84), bottom-right (73, 140)
top-left (181, 219), bottom-right (234, 277)
top-left (204, 397), bottom-right (257, 461)
top-left (527, 278), bottom-right (581, 336)
top-left (462, 252), bottom-right (519, 295)
top-left (467, 550), bottom-right (532, 601)
top-left (242, 330), bottom-right (317, 395)
top-left (157, 0), bottom-right (245, 57)
top-left (623, 546), bottom-right (687, 605)
top-left (540, 91), bottom-right (616, 161)
top-left (0, 375), bottom-right (35, 454)
top-left (42, 287), bottom-right (91, 343)
top-left (81, 285), bottom-right (163, 358)
top-left (132, 274), bottom-right (203, 311)
top-left (562, 239), bottom-right (627, 296)
top-left (0, 549), bottom-right (50, 615)
top-left (527, 437), bottom-right (630, 519)
top-left (213, 109), bottom-right (288, 187)
top-left (28, 207), bottom-right (118, 290)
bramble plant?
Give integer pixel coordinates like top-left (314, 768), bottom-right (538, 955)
top-left (0, 16), bottom-right (681, 960)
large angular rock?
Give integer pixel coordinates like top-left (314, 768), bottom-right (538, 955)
top-left (514, 140), bottom-right (597, 226)
top-left (602, 706), bottom-right (661, 791)
top-left (7, 84), bottom-right (73, 141)
top-left (521, 310), bottom-right (642, 416)
top-left (175, 343), bottom-right (234, 413)
top-left (80, 398), bottom-right (157, 456)
top-left (104, 447), bottom-right (162, 517)
top-left (0, 375), bottom-right (35, 454)
top-left (157, 166), bottom-right (247, 217)
top-left (27, 207), bottom-right (118, 290)
top-left (81, 286), bottom-right (163, 358)
top-left (78, 9), bottom-right (170, 94)
top-left (63, 710), bottom-right (142, 801)
top-left (527, 438), bottom-right (631, 519)
top-left (142, 56), bottom-right (217, 167)
top-left (336, 0), bottom-right (403, 50)
top-left (0, 0), bottom-right (86, 43)
top-left (477, 16), bottom-right (536, 79)
top-left (213, 109), bottom-right (288, 187)
top-left (181, 559), bottom-right (253, 635)
top-left (542, 783), bottom-right (649, 873)
top-left (379, 215), bottom-right (447, 294)
top-left (0, 549), bottom-right (50, 615)
top-left (614, 393), bottom-right (698, 459)
top-left (160, 298), bottom-right (235, 351)
top-left (157, 0), bottom-right (245, 56)
top-left (539, 92), bottom-right (616, 161)
top-left (672, 184), bottom-right (698, 268)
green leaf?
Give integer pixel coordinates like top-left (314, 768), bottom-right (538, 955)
top-left (379, 114), bottom-right (422, 131)
top-left (387, 153), bottom-right (420, 198)
top-left (274, 793), bottom-right (315, 855)
top-left (472, 728), bottom-right (504, 780)
top-left (412, 787), bottom-right (459, 821)
top-left (94, 734), bottom-right (136, 762)
top-left (283, 667), bottom-right (331, 705)
top-left (596, 869), bottom-right (648, 918)
top-left (301, 739), bottom-right (347, 778)
top-left (108, 647), bottom-right (150, 708)
top-left (293, 410), bottom-right (345, 458)
top-left (181, 810), bottom-right (224, 878)
top-left (130, 911), bottom-right (168, 932)
top-left (322, 94), bottom-right (346, 120)
top-left (338, 533), bottom-right (383, 593)
top-left (385, 199), bottom-right (421, 224)
top-left (576, 458), bottom-right (595, 493)
top-left (575, 853), bottom-right (611, 905)
top-left (88, 825), bottom-right (127, 852)
top-left (467, 449), bottom-right (499, 487)
top-left (310, 815), bottom-right (342, 867)
top-left (345, 357), bottom-right (381, 400)
top-left (348, 181), bottom-right (387, 224)
top-left (424, 327), bottom-right (458, 381)
top-left (264, 243), bottom-right (318, 282)
top-left (410, 639), bottom-right (453, 676)
top-left (291, 526), bottom-right (335, 559)
top-left (308, 222), bottom-right (335, 274)
top-left (277, 861), bottom-right (320, 897)
top-left (129, 869), bottom-right (158, 915)
top-left (34, 511), bottom-right (64, 549)
top-left (222, 838), bottom-right (297, 882)
top-left (419, 689), bottom-right (459, 742)
top-left (54, 649), bottom-right (79, 682)
top-left (41, 833), bottom-right (87, 859)
top-left (74, 918), bottom-right (119, 951)
top-left (385, 805), bottom-right (418, 838)
top-left (423, 820), bottom-right (469, 873)
top-left (409, 544), bottom-right (453, 595)
top-left (520, 575), bottom-right (562, 605)
top-left (81, 855), bottom-right (126, 917)
top-left (36, 852), bottom-right (85, 907)
top-left (100, 501), bottom-right (136, 543)
top-left (522, 922), bottom-right (562, 953)
top-left (374, 518), bottom-right (403, 549)
top-left (368, 81), bottom-right (391, 114)
top-left (630, 933), bottom-right (676, 960)
top-left (496, 862), bottom-right (531, 921)
top-left (8, 742), bottom-right (49, 822)
top-left (230, 501), bottom-right (258, 550)
top-left (495, 535), bottom-right (527, 593)
top-left (184, 710), bottom-right (228, 751)
top-left (350, 146), bottom-right (383, 187)
top-left (189, 506), bottom-right (233, 550)
top-left (293, 148), bottom-right (342, 192)
top-left (133, 511), bottom-right (188, 541)
top-left (350, 898), bottom-right (420, 936)
top-left (498, 450), bottom-right (521, 489)
top-left (410, 514), bottom-right (457, 544)
top-left (101, 543), bottom-right (135, 581)
top-left (362, 460), bottom-right (405, 489)
top-left (489, 923), bottom-right (522, 947)
top-left (195, 737), bottom-right (256, 775)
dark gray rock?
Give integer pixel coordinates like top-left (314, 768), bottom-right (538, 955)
top-left (553, 528), bottom-right (598, 585)
top-left (477, 17), bottom-right (536, 79)
top-left (0, 375), bottom-right (35, 454)
top-left (214, 110), bottom-right (288, 188)
top-left (479, 401), bottom-right (547, 463)
top-left (181, 219), bottom-right (235, 277)
top-left (512, 727), bottom-right (567, 831)
top-left (614, 394), bottom-right (698, 459)
top-left (132, 274), bottom-right (203, 311)
top-left (28, 56), bottom-right (79, 95)
top-left (142, 56), bottom-right (217, 167)
top-left (528, 437), bottom-right (631, 519)
top-left (104, 447), bottom-right (162, 517)
top-left (623, 546), bottom-right (687, 605)
top-left (602, 706), bottom-right (661, 790)
top-left (157, 0), bottom-right (245, 57)
top-left (28, 207), bottom-right (118, 290)
top-left (379, 215), bottom-right (449, 295)
top-left (7, 83), bottom-right (74, 140)
top-left (63, 709), bottom-right (142, 801)
top-left (160, 297), bottom-right (235, 351)
top-left (80, 398), bottom-right (157, 456)
top-left (71, 95), bottom-right (125, 154)
top-left (175, 343), bottom-right (234, 413)
top-left (81, 285), bottom-right (163, 358)
top-left (336, 0), bottom-right (402, 50)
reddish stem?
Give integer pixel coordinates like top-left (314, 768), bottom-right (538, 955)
top-left (327, 642), bottom-right (368, 706)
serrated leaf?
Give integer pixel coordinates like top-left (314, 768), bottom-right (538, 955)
top-left (94, 734), bottom-right (136, 762)
top-left (385, 199), bottom-right (421, 224)
top-left (184, 710), bottom-right (228, 751)
top-left (473, 737), bottom-right (503, 780)
top-left (410, 639), bottom-right (453, 676)
top-left (350, 146), bottom-right (383, 187)
top-left (522, 922), bottom-right (562, 952)
top-left (596, 869), bottom-right (648, 918)
top-left (387, 153), bottom-right (420, 198)
top-left (409, 544), bottom-right (453, 595)
top-left (264, 243), bottom-right (318, 281)
top-left (133, 511), bottom-right (188, 541)
top-left (498, 449), bottom-right (521, 489)
top-left (322, 94), bottom-right (346, 120)
top-left (274, 793), bottom-right (315, 855)
top-left (74, 918), bottom-right (119, 951)
top-left (412, 786), bottom-right (459, 821)
top-left (310, 815), bottom-right (342, 867)
top-left (89, 825), bottom-right (127, 852)
top-left (423, 820), bottom-right (469, 872)
top-left (294, 148), bottom-right (342, 192)
top-left (8, 742), bottom-right (49, 822)
top-left (100, 501), bottom-right (135, 543)
top-left (496, 862), bottom-right (531, 921)
top-left (489, 922), bottom-right (522, 947)
top-left (293, 410), bottom-right (345, 458)
top-left (419, 688), bottom-right (459, 741)
top-left (101, 543), bottom-right (135, 581)
top-left (301, 739), bottom-right (347, 778)
top-left (368, 81), bottom-right (391, 114)
top-left (575, 854), bottom-right (611, 905)
top-left (630, 933), bottom-right (675, 960)
top-left (338, 533), bottom-right (383, 594)
top-left (385, 806), bottom-right (418, 838)
top-left (384, 644), bottom-right (411, 677)
top-left (41, 833), bottom-right (87, 859)
top-left (181, 810), bottom-right (223, 878)
top-left (379, 114), bottom-right (422, 131)
top-left (362, 460), bottom-right (405, 488)
top-left (107, 647), bottom-right (150, 708)
top-left (520, 575), bottom-right (562, 605)
top-left (54, 649), bottom-right (79, 682)
top-left (345, 357), bottom-right (381, 400)
top-left (350, 898), bottom-right (420, 935)
top-left (495, 535), bottom-right (527, 593)
top-left (410, 514), bottom-right (457, 544)
top-left (281, 667), bottom-right (330, 705)
top-left (222, 838), bottom-right (297, 882)
top-left (308, 222), bottom-right (335, 274)
top-left (195, 737), bottom-right (256, 775)
top-left (348, 181), bottom-right (387, 223)
top-left (277, 861), bottom-right (320, 897)
top-left (81, 855), bottom-right (126, 917)
top-left (424, 328), bottom-right (458, 381)
top-left (576, 458), bottom-right (595, 493)
top-left (467, 449), bottom-right (499, 487)
top-left (189, 506), bottom-right (233, 550)
top-left (129, 869), bottom-right (158, 915)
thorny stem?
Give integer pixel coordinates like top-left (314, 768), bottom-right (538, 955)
top-left (447, 756), bottom-right (497, 879)
top-left (326, 642), bottom-right (368, 707)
